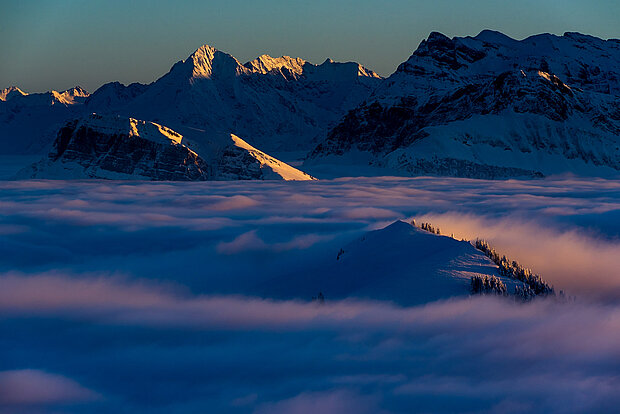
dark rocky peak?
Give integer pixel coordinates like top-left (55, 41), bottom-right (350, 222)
top-left (473, 29), bottom-right (518, 45)
top-left (562, 31), bottom-right (610, 47)
top-left (86, 81), bottom-right (148, 110)
top-left (412, 32), bottom-right (462, 69)
top-left (404, 31), bottom-right (487, 73)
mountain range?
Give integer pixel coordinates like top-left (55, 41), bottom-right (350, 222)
top-left (2, 30), bottom-right (619, 180)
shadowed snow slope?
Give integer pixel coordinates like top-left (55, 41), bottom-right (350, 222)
top-left (263, 220), bottom-right (522, 305)
top-left (0, 86), bottom-right (89, 154)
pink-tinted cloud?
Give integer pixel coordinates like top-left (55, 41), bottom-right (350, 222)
top-left (207, 195), bottom-right (260, 211)
top-left (2, 273), bottom-right (620, 362)
top-left (0, 369), bottom-right (101, 405)
top-left (216, 231), bottom-right (333, 254)
top-left (2, 272), bottom-right (620, 413)
top-left (415, 212), bottom-right (620, 299)
top-left (254, 390), bottom-right (381, 414)
top-left (338, 207), bottom-right (401, 220)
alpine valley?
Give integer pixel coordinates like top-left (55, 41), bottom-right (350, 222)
top-left (2, 30), bottom-right (619, 180)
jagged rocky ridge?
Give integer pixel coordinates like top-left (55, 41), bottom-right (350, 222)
top-left (21, 114), bottom-right (314, 181)
top-left (308, 31), bottom-right (620, 178)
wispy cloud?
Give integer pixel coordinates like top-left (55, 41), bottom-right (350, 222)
top-left (0, 369), bottom-right (101, 406)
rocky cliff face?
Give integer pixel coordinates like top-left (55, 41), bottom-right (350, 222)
top-left (308, 31), bottom-right (620, 178)
top-left (24, 115), bottom-right (211, 180)
top-left (21, 114), bottom-right (315, 181)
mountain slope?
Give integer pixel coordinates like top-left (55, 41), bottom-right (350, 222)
top-left (21, 113), bottom-right (315, 181)
top-left (261, 220), bottom-right (524, 306)
top-left (308, 31), bottom-right (620, 178)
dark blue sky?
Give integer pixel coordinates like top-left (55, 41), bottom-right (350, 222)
top-left (1, 0), bottom-right (619, 93)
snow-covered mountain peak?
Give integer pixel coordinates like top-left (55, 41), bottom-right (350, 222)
top-left (0, 86), bottom-right (27, 101)
top-left (187, 43), bottom-right (222, 66)
top-left (473, 29), bottom-right (518, 45)
top-left (356, 64), bottom-right (382, 79)
top-left (382, 219), bottom-right (415, 234)
top-left (175, 44), bottom-right (247, 80)
top-left (389, 30), bottom-right (620, 95)
top-left (317, 58), bottom-right (382, 78)
top-left (243, 54), bottom-right (381, 81)
top-left (50, 86), bottom-right (90, 105)
top-left (308, 59), bottom-right (382, 82)
top-left (244, 54), bottom-right (307, 76)
top-left (67, 86), bottom-right (89, 97)
top-left (77, 43), bottom-right (383, 153)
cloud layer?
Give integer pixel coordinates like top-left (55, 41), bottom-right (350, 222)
top-left (0, 176), bottom-right (619, 412)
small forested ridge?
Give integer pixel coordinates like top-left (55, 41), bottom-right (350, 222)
top-left (474, 239), bottom-right (555, 298)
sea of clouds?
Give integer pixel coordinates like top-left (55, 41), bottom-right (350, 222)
top-left (0, 176), bottom-right (619, 413)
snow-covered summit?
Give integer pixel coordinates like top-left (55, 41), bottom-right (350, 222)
top-left (0, 85), bottom-right (88, 106)
top-left (244, 55), bottom-right (307, 77)
top-left (182, 44), bottom-right (248, 80)
top-left (50, 86), bottom-right (90, 105)
top-left (0, 86), bottom-right (27, 101)
top-left (243, 54), bottom-right (381, 81)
